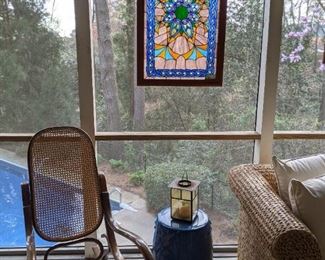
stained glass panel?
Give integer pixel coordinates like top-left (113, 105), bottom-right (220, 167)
top-left (137, 0), bottom-right (226, 86)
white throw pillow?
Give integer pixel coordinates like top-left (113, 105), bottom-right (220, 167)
top-left (272, 154), bottom-right (325, 206)
top-left (289, 175), bottom-right (325, 259)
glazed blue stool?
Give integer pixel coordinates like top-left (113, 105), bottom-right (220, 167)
top-left (153, 207), bottom-right (212, 260)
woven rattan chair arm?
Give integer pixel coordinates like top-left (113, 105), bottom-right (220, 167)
top-left (229, 164), bottom-right (321, 259)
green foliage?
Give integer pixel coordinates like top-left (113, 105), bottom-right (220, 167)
top-left (109, 159), bottom-right (126, 170)
top-left (0, 0), bottom-right (79, 133)
top-left (124, 142), bottom-right (141, 169)
top-left (129, 171), bottom-right (145, 186)
top-left (144, 163), bottom-right (209, 212)
top-left (191, 117), bottom-right (208, 131)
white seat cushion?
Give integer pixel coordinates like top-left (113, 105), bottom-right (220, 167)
top-left (289, 175), bottom-right (325, 259)
top-left (272, 154), bottom-right (325, 206)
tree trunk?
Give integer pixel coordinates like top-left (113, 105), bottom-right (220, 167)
top-left (126, 0), bottom-right (145, 168)
top-left (132, 89), bottom-right (145, 131)
top-left (95, 0), bottom-right (124, 159)
top-left (126, 0), bottom-right (135, 128)
top-left (1, 0), bottom-right (11, 46)
top-left (126, 0), bottom-right (145, 132)
top-left (132, 87), bottom-right (145, 168)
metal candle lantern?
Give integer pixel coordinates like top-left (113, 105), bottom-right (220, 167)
top-left (169, 176), bottom-right (200, 222)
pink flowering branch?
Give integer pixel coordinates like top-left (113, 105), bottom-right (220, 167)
top-left (281, 2), bottom-right (324, 72)
top-left (320, 63), bottom-right (325, 72)
top-left (281, 16), bottom-right (311, 64)
top-left (315, 0), bottom-right (325, 12)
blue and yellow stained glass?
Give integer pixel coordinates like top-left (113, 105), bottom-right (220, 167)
top-left (145, 0), bottom-right (218, 78)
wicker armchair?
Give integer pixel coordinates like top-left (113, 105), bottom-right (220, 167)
top-left (228, 164), bottom-right (322, 260)
top-left (22, 127), bottom-right (153, 260)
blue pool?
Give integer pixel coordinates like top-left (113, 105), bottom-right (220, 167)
top-left (0, 159), bottom-right (51, 247)
top-left (0, 159), bottom-right (125, 247)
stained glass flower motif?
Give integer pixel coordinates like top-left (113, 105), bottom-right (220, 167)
top-left (163, 0), bottom-right (200, 38)
top-left (144, 0), bottom-right (220, 80)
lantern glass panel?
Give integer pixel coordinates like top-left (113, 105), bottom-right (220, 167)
top-left (181, 189), bottom-right (191, 200)
top-left (171, 198), bottom-right (191, 221)
top-left (171, 188), bottom-right (181, 199)
top-left (171, 198), bottom-right (179, 217)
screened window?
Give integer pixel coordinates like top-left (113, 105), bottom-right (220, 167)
top-left (97, 140), bottom-right (254, 245)
top-left (0, 0), bottom-right (79, 133)
top-left (0, 0), bottom-right (324, 253)
top-left (276, 0), bottom-right (325, 131)
top-left (93, 0), bottom-right (264, 245)
top-left (0, 0), bottom-right (78, 247)
top-left (94, 0), bottom-right (264, 132)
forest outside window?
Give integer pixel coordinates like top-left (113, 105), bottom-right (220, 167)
top-left (1, 0), bottom-right (324, 252)
top-left (0, 0), bottom-right (78, 248)
top-left (97, 140), bottom-right (254, 245)
top-left (94, 0), bottom-right (263, 133)
top-left (92, 0), bottom-right (263, 245)
top-left (0, 0), bottom-right (79, 133)
top-left (275, 0), bottom-right (325, 131)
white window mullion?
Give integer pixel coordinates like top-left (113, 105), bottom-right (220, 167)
top-left (254, 0), bottom-right (284, 164)
top-left (75, 0), bottom-right (96, 143)
top-left (74, 0), bottom-right (97, 258)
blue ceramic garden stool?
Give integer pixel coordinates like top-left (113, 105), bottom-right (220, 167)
top-left (153, 207), bottom-right (212, 260)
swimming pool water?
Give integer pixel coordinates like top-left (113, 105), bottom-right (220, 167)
top-left (0, 159), bottom-right (120, 247)
top-left (0, 159), bottom-right (52, 247)
top-left (0, 159), bottom-right (125, 248)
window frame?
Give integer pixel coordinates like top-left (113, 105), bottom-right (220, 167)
top-left (0, 0), bottom-right (325, 256)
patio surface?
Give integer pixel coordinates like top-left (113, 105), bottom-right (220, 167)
top-left (99, 187), bottom-right (155, 245)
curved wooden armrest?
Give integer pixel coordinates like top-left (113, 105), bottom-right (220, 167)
top-left (106, 218), bottom-right (153, 260)
top-left (99, 174), bottom-right (154, 260)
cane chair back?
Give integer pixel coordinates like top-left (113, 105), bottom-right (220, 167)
top-left (27, 127), bottom-right (102, 242)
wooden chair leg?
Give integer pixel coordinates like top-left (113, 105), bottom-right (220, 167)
top-left (21, 183), bottom-right (37, 260)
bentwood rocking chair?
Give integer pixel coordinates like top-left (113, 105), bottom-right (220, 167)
top-left (21, 126), bottom-right (153, 260)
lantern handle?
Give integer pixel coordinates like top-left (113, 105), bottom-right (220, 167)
top-left (181, 172), bottom-right (189, 181)
top-left (178, 173), bottom-right (191, 187)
